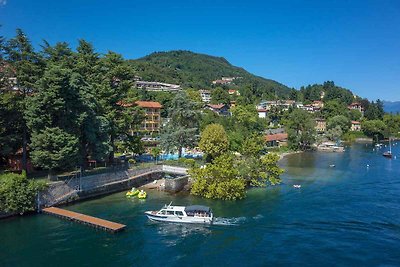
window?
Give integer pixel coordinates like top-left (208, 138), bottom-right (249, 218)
top-left (175, 211), bottom-right (184, 216)
top-left (166, 210), bottom-right (174, 215)
top-left (159, 210), bottom-right (166, 215)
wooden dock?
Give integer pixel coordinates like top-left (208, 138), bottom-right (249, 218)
top-left (42, 207), bottom-right (126, 233)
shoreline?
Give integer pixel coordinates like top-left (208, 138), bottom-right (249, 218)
top-left (277, 150), bottom-right (303, 162)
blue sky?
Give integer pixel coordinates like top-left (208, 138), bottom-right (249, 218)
top-left (1, 0), bottom-right (399, 101)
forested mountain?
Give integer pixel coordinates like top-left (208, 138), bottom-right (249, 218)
top-left (128, 50), bottom-right (292, 99)
top-left (383, 101), bottom-right (400, 114)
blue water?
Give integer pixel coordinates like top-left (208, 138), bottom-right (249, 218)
top-left (1, 143), bottom-right (400, 266)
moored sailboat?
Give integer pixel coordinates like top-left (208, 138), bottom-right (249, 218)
top-left (382, 138), bottom-right (393, 159)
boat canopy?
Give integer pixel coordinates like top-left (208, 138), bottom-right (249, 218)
top-left (185, 205), bottom-right (211, 213)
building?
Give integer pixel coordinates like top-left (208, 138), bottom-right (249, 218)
top-left (257, 100), bottom-right (296, 111)
top-left (199, 89), bottom-right (211, 103)
top-left (351, 121), bottom-right (362, 131)
top-left (135, 81), bottom-right (181, 92)
top-left (204, 104), bottom-right (230, 116)
top-left (228, 89), bottom-right (240, 96)
top-left (265, 133), bottom-right (288, 147)
top-left (312, 100), bottom-right (324, 109)
top-left (315, 118), bottom-right (327, 133)
top-left (257, 108), bottom-right (268, 118)
top-left (212, 77), bottom-right (241, 85)
top-left (135, 101), bottom-right (162, 135)
top-left (265, 128), bottom-right (285, 135)
top-left (348, 102), bottom-right (364, 115)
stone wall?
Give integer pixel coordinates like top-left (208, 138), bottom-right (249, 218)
top-left (39, 165), bottom-right (188, 208)
top-left (164, 175), bottom-right (189, 193)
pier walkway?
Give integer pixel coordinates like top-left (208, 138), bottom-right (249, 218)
top-left (42, 207), bottom-right (126, 232)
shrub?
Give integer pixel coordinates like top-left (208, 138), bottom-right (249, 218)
top-left (0, 173), bottom-right (47, 214)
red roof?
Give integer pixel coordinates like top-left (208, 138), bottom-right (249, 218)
top-left (351, 121), bottom-right (361, 124)
top-left (207, 104), bottom-right (226, 109)
top-left (349, 102), bottom-right (361, 106)
top-left (257, 109), bottom-right (268, 112)
top-left (265, 133), bottom-right (288, 142)
top-left (135, 101), bottom-right (162, 108)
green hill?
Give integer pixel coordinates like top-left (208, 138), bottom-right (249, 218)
top-left (128, 50), bottom-right (292, 99)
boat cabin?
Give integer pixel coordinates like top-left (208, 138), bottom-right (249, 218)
top-left (156, 204), bottom-right (212, 217)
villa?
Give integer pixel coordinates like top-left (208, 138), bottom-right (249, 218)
top-left (351, 121), bottom-right (362, 131)
top-left (199, 89), bottom-right (212, 102)
top-left (315, 118), bottom-right (327, 133)
top-left (135, 81), bottom-right (181, 92)
top-left (265, 133), bottom-right (288, 147)
top-left (204, 103), bottom-right (230, 116)
top-left (135, 101), bottom-right (163, 135)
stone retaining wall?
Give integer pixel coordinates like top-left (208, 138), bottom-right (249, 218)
top-left (164, 176), bottom-right (189, 193)
top-left (39, 165), bottom-right (188, 208)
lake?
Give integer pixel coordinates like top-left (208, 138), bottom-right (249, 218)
top-left (1, 142), bottom-right (399, 266)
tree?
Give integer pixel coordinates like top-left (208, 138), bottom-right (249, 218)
top-left (211, 87), bottom-right (230, 105)
top-left (160, 92), bottom-right (199, 157)
top-left (150, 147), bottom-right (161, 164)
top-left (190, 153), bottom-right (246, 200)
top-left (0, 172), bottom-right (47, 214)
top-left (322, 100), bottom-right (349, 118)
top-left (185, 89), bottom-right (202, 104)
top-left (30, 127), bottom-right (79, 176)
top-left (198, 123), bottom-right (229, 161)
top-left (97, 51), bottom-right (136, 163)
top-left (327, 115), bottom-right (351, 133)
top-left (362, 120), bottom-right (387, 140)
top-left (4, 29), bottom-right (43, 172)
top-left (241, 134), bottom-right (265, 157)
top-left (349, 109), bottom-right (362, 121)
top-left (364, 100), bottom-right (384, 120)
top-left (237, 153), bottom-right (283, 187)
top-left (326, 126), bottom-right (343, 141)
top-left (383, 114), bottom-right (400, 136)
top-left (285, 109), bottom-right (316, 150)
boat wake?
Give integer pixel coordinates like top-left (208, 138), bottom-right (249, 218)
top-left (213, 215), bottom-right (263, 226)
top-left (213, 217), bottom-right (246, 225)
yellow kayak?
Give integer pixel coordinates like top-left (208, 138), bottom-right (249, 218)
top-left (126, 188), bottom-right (139, 197)
top-left (138, 190), bottom-right (147, 199)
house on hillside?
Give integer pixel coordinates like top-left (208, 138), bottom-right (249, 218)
top-left (312, 100), bottom-right (324, 109)
top-left (204, 103), bottom-right (230, 116)
top-left (351, 121), bottom-right (361, 131)
top-left (199, 89), bottom-right (211, 103)
top-left (135, 81), bottom-right (181, 92)
top-left (135, 101), bottom-right (162, 135)
top-left (265, 133), bottom-right (288, 147)
top-left (257, 108), bottom-right (268, 118)
top-left (348, 102), bottom-right (364, 116)
top-left (315, 118), bottom-right (327, 133)
top-left (228, 89), bottom-right (240, 96)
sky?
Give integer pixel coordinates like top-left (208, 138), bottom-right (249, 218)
top-left (1, 0), bottom-right (399, 101)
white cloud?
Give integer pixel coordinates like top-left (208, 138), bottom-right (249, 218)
top-left (0, 0), bottom-right (7, 6)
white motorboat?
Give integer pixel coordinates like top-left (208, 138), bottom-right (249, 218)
top-left (145, 203), bottom-right (214, 224)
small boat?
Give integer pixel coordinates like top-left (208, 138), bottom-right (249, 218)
top-left (383, 139), bottom-right (393, 159)
top-left (138, 190), bottom-right (147, 199)
top-left (126, 187), bottom-right (139, 198)
top-left (329, 164), bottom-right (335, 168)
top-left (375, 143), bottom-right (383, 148)
top-left (293, 184), bottom-right (301, 188)
top-left (145, 203), bottom-right (214, 224)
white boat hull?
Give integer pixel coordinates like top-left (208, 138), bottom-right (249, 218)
top-left (145, 211), bottom-right (213, 224)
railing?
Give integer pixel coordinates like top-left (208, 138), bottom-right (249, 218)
top-left (40, 165), bottom-right (188, 207)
